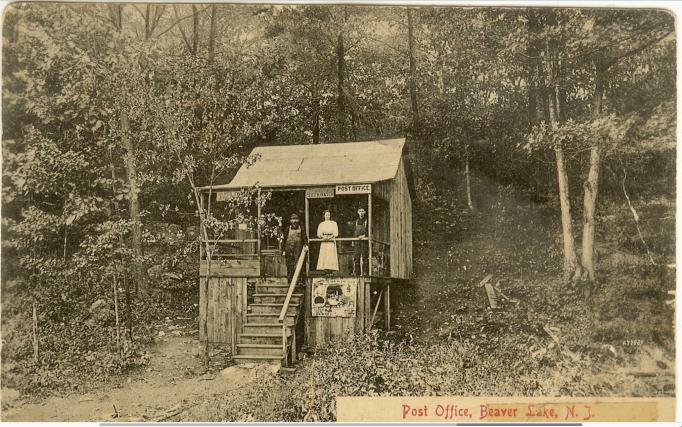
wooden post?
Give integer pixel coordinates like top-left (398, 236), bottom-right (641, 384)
top-left (383, 282), bottom-right (391, 330)
top-left (230, 279), bottom-right (236, 354)
top-left (369, 287), bottom-right (383, 327)
top-left (304, 196), bottom-right (310, 274)
top-left (257, 187), bottom-right (262, 258)
top-left (364, 279), bottom-right (370, 332)
top-left (291, 328), bottom-right (296, 363)
top-left (32, 302), bottom-right (38, 361)
top-left (305, 278), bottom-right (312, 346)
top-left (282, 323), bottom-right (287, 366)
top-left (368, 193), bottom-right (373, 276)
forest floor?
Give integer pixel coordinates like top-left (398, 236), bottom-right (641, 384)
top-left (2, 173), bottom-right (675, 421)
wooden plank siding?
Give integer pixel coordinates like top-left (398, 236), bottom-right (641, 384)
top-left (305, 277), bottom-right (371, 349)
top-left (374, 158), bottom-right (413, 280)
top-left (199, 277), bottom-right (248, 344)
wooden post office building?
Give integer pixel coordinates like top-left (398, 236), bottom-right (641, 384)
top-left (198, 138), bottom-right (413, 365)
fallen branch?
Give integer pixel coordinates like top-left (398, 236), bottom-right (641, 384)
top-left (623, 370), bottom-right (675, 378)
top-left (152, 403), bottom-right (191, 421)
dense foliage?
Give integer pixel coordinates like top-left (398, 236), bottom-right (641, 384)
top-left (1, 3), bottom-right (675, 400)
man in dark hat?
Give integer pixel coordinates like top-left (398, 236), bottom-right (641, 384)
top-left (352, 206), bottom-right (368, 276)
top-left (282, 213), bottom-right (307, 285)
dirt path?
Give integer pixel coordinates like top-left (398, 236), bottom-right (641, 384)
top-left (2, 332), bottom-right (279, 422)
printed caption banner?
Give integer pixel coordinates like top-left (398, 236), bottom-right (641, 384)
top-left (336, 396), bottom-right (675, 422)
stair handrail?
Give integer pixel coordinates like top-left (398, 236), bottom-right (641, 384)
top-left (279, 245), bottom-right (308, 322)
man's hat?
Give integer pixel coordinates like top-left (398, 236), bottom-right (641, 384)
top-left (290, 213), bottom-right (299, 220)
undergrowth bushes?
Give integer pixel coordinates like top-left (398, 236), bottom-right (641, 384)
top-left (202, 331), bottom-right (609, 422)
top-left (1, 281), bottom-right (161, 397)
top-left (1, 220), bottom-right (199, 398)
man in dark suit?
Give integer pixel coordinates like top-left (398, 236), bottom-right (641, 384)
top-left (352, 206), bottom-right (368, 276)
top-left (282, 213), bottom-right (307, 285)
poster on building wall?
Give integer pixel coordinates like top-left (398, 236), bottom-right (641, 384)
top-left (311, 277), bottom-right (357, 317)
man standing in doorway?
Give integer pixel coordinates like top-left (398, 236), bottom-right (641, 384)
top-left (282, 213), bottom-right (307, 285)
top-left (352, 206), bottom-right (368, 276)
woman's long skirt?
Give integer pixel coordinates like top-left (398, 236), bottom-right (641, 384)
top-left (316, 241), bottom-right (339, 271)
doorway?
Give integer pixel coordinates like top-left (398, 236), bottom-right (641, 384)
top-left (261, 190), bottom-right (306, 277)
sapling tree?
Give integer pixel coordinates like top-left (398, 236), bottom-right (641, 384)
top-left (132, 54), bottom-right (281, 367)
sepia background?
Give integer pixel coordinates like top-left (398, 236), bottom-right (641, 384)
top-left (0, 2), bottom-right (676, 422)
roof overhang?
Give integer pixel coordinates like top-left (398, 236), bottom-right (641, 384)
top-left (199, 138), bottom-right (406, 192)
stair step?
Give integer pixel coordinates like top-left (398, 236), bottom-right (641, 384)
top-left (239, 333), bottom-right (287, 345)
top-left (237, 343), bottom-right (283, 348)
top-left (243, 323), bottom-right (293, 335)
top-left (250, 303), bottom-right (300, 307)
top-left (233, 354), bottom-right (284, 365)
top-left (253, 293), bottom-right (304, 297)
top-left (256, 286), bottom-right (293, 294)
top-left (237, 343), bottom-right (284, 356)
top-left (257, 277), bottom-right (289, 285)
top-left (250, 303), bottom-right (300, 315)
top-left (253, 293), bottom-right (304, 304)
top-left (247, 314), bottom-right (296, 324)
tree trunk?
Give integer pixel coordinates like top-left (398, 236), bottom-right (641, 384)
top-left (548, 74), bottom-right (581, 284)
top-left (208, 4), bottom-right (217, 64)
top-left (580, 65), bottom-right (605, 284)
top-left (113, 6), bottom-right (145, 295)
top-left (191, 5), bottom-right (199, 56)
top-left (464, 144), bottom-right (474, 211)
top-left (581, 146), bottom-right (600, 282)
top-left (312, 95), bottom-right (320, 144)
top-left (144, 4), bottom-right (151, 40)
top-left (407, 8), bottom-right (419, 125)
top-left (121, 108), bottom-right (145, 294)
top-left (542, 16), bottom-right (582, 284)
top-left (336, 31), bottom-right (346, 141)
top-left (554, 146), bottom-right (581, 283)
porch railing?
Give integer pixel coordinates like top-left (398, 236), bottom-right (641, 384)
top-left (308, 237), bottom-right (389, 277)
top-left (201, 239), bottom-right (258, 259)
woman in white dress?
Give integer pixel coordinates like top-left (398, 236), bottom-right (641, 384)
top-left (316, 210), bottom-right (339, 271)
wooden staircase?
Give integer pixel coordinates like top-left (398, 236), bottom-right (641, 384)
top-left (232, 277), bottom-right (304, 365)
